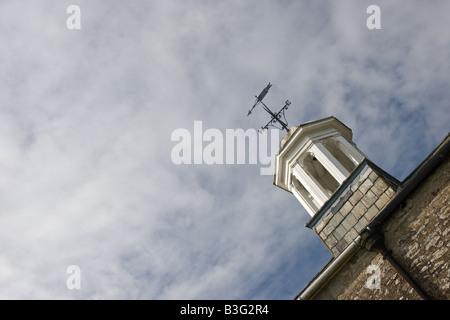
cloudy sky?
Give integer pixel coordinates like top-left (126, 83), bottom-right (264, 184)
top-left (0, 0), bottom-right (449, 299)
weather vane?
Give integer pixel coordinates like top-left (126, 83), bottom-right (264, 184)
top-left (247, 83), bottom-right (291, 132)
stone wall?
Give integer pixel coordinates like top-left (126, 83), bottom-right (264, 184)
top-left (311, 161), bottom-right (399, 257)
top-left (382, 155), bottom-right (450, 300)
top-left (311, 154), bottom-right (450, 300)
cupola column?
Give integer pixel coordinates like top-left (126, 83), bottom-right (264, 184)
top-left (292, 163), bottom-right (329, 207)
top-left (309, 141), bottom-right (350, 184)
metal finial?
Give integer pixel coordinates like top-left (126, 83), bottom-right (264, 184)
top-left (247, 83), bottom-right (291, 132)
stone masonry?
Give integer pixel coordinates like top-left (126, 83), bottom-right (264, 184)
top-left (298, 134), bottom-right (449, 300)
top-left (309, 151), bottom-right (449, 300)
top-left (309, 160), bottom-right (400, 257)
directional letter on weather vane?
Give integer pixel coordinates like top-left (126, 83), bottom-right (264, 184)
top-left (247, 83), bottom-right (291, 132)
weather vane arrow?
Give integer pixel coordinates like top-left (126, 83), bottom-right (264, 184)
top-left (247, 82), bottom-right (291, 132)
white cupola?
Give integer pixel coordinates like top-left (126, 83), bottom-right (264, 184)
top-left (274, 117), bottom-right (365, 217)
